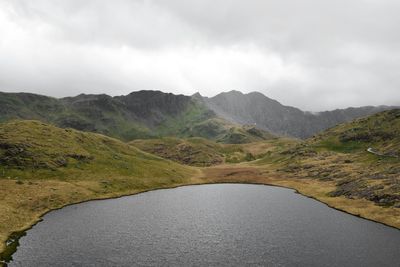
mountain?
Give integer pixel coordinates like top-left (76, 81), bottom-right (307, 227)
top-left (0, 91), bottom-right (208, 140)
top-left (199, 90), bottom-right (395, 138)
top-left (0, 91), bottom-right (273, 143)
top-left (58, 91), bottom-right (210, 140)
top-left (0, 90), bottom-right (395, 141)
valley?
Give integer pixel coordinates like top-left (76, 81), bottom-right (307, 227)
top-left (0, 91), bottom-right (399, 264)
top-left (3, 1), bottom-right (400, 265)
top-left (0, 110), bottom-right (400, 264)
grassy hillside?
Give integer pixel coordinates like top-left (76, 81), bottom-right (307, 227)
top-left (0, 92), bottom-right (155, 140)
top-left (310, 109), bottom-right (400, 155)
top-left (257, 109), bottom-right (400, 209)
top-left (0, 92), bottom-right (64, 123)
top-left (2, 112), bottom-right (400, 264)
top-left (0, 120), bottom-right (199, 262)
top-left (0, 92), bottom-right (275, 144)
top-left (181, 118), bottom-right (275, 143)
top-left (131, 137), bottom-right (225, 166)
top-left (0, 120), bottom-right (195, 181)
top-left (130, 137), bottom-right (281, 166)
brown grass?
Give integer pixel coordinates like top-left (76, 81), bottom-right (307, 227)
top-left (0, 170), bottom-right (202, 257)
top-left (2, 163), bottom-right (400, 261)
top-left (2, 119), bottom-right (400, 264)
top-left (199, 164), bottom-right (400, 229)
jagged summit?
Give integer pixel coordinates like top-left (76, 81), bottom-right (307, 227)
top-left (194, 90), bottom-right (395, 138)
top-left (191, 92), bottom-right (202, 97)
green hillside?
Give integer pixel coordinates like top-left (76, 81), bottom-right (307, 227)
top-left (0, 120), bottom-right (200, 261)
top-left (257, 109), bottom-right (400, 208)
top-left (310, 109), bottom-right (400, 155)
top-left (131, 137), bottom-right (225, 166)
top-left (2, 110), bottom-right (400, 263)
top-left (0, 92), bottom-right (274, 144)
top-left (0, 120), bottom-right (195, 183)
top-left (131, 137), bottom-right (277, 166)
top-left (0, 91), bottom-right (210, 141)
top-left (181, 118), bottom-right (275, 143)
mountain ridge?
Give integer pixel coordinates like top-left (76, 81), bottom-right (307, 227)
top-left (0, 90), bottom-right (396, 140)
top-left (0, 90), bottom-right (273, 143)
top-left (199, 90), bottom-right (395, 138)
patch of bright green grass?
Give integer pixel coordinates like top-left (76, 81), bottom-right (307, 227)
top-left (313, 137), bottom-right (365, 153)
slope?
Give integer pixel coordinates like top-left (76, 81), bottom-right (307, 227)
top-left (0, 120), bottom-right (198, 261)
top-left (200, 90), bottom-right (396, 138)
top-left (130, 137), bottom-right (279, 166)
top-left (257, 109), bottom-right (400, 209)
top-left (0, 91), bottom-right (275, 143)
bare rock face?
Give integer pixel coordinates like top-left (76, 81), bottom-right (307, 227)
top-left (115, 90), bottom-right (193, 127)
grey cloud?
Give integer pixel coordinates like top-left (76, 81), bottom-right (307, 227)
top-left (0, 0), bottom-right (399, 110)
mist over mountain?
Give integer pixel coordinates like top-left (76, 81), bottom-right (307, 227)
top-left (198, 90), bottom-right (395, 138)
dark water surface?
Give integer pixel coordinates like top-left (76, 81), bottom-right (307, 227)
top-left (9, 184), bottom-right (400, 266)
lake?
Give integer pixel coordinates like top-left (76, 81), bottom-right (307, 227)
top-left (8, 184), bottom-right (400, 266)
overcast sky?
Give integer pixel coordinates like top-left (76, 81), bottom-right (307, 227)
top-left (0, 0), bottom-right (399, 111)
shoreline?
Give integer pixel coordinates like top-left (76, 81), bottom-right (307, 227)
top-left (2, 177), bottom-right (399, 265)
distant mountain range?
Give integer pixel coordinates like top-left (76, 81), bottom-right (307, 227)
top-left (0, 90), bottom-right (396, 141)
top-left (197, 90), bottom-right (395, 138)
